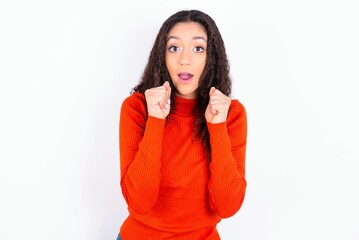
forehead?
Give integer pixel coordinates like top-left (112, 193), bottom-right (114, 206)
top-left (167, 22), bottom-right (207, 40)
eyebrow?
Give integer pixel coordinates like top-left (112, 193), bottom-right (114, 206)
top-left (167, 36), bottom-right (207, 42)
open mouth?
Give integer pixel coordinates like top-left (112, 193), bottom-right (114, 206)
top-left (178, 72), bottom-right (193, 81)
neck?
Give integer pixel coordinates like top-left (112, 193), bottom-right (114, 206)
top-left (173, 95), bottom-right (198, 117)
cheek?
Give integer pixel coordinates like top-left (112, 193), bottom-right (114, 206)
top-left (202, 56), bottom-right (207, 67)
top-left (165, 56), bottom-right (169, 70)
top-left (165, 66), bottom-right (172, 78)
top-left (165, 57), bottom-right (175, 72)
top-left (165, 54), bottom-right (171, 66)
top-left (197, 55), bottom-right (206, 67)
top-left (197, 59), bottom-right (206, 74)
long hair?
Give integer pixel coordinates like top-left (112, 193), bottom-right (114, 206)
top-left (132, 9), bottom-right (231, 159)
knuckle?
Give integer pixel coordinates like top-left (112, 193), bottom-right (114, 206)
top-left (145, 89), bottom-right (151, 96)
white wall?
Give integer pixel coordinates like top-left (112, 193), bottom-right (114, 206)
top-left (1, 0), bottom-right (358, 239)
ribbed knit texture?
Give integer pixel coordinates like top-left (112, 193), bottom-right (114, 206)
top-left (119, 92), bottom-right (247, 240)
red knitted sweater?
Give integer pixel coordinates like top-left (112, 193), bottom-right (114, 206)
top-left (119, 92), bottom-right (247, 239)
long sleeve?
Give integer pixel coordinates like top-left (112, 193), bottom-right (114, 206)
top-left (207, 99), bottom-right (247, 218)
top-left (119, 93), bottom-right (165, 214)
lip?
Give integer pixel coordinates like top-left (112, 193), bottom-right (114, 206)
top-left (178, 72), bottom-right (193, 83)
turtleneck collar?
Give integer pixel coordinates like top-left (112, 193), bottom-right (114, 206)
top-left (173, 95), bottom-right (198, 117)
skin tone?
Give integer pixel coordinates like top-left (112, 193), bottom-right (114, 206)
top-left (144, 21), bottom-right (231, 124)
top-left (165, 22), bottom-right (207, 99)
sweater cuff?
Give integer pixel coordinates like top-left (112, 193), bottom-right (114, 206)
top-left (207, 121), bottom-right (231, 150)
top-left (140, 116), bottom-right (166, 159)
top-left (146, 116), bottom-right (166, 130)
top-left (140, 116), bottom-right (166, 150)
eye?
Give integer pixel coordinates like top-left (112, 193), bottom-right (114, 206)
top-left (168, 46), bottom-right (181, 53)
top-left (193, 46), bottom-right (205, 53)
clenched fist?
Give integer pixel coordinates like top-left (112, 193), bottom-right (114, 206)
top-left (205, 87), bottom-right (231, 124)
top-left (144, 81), bottom-right (172, 119)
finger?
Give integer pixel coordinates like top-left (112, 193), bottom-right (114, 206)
top-left (164, 87), bottom-right (171, 109)
top-left (209, 102), bottom-right (217, 115)
top-left (167, 83), bottom-right (172, 98)
top-left (210, 97), bottom-right (227, 103)
top-left (159, 81), bottom-right (171, 108)
top-left (209, 92), bottom-right (226, 99)
top-left (145, 91), bottom-right (166, 101)
top-left (163, 81), bottom-right (172, 100)
top-left (209, 87), bottom-right (216, 97)
top-left (210, 99), bottom-right (230, 113)
top-left (211, 89), bottom-right (226, 98)
top-left (147, 87), bottom-right (166, 94)
top-left (163, 81), bottom-right (170, 89)
top-left (164, 98), bottom-right (171, 110)
top-left (209, 101), bottom-right (230, 109)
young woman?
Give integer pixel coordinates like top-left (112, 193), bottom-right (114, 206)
top-left (117, 9), bottom-right (247, 240)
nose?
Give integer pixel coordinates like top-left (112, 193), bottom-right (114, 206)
top-left (180, 50), bottom-right (190, 65)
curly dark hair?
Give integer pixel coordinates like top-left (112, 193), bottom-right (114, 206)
top-left (132, 9), bottom-right (231, 158)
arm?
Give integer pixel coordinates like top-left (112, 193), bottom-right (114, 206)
top-left (119, 93), bottom-right (165, 214)
top-left (207, 100), bottom-right (247, 218)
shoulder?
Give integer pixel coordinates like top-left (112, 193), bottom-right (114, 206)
top-left (121, 92), bottom-right (147, 117)
top-left (122, 92), bottom-right (146, 108)
top-left (227, 99), bottom-right (247, 126)
top-left (229, 99), bottom-right (246, 116)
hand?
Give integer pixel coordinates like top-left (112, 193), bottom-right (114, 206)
top-left (144, 81), bottom-right (171, 119)
top-left (205, 87), bottom-right (231, 124)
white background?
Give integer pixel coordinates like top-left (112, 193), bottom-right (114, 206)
top-left (1, 0), bottom-right (358, 239)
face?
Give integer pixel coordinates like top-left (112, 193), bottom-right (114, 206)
top-left (165, 22), bottom-right (207, 99)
